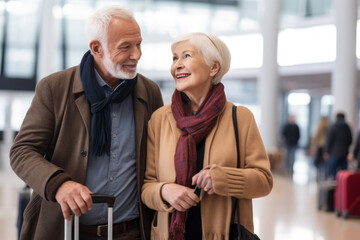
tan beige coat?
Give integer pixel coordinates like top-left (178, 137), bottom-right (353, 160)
top-left (142, 102), bottom-right (273, 240)
top-left (10, 66), bottom-right (163, 240)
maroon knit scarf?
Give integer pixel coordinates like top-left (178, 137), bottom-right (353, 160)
top-left (169, 83), bottom-right (226, 240)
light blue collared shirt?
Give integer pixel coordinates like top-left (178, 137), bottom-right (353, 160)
top-left (80, 70), bottom-right (139, 225)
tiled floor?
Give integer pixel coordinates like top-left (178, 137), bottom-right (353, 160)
top-left (1, 150), bottom-right (360, 240)
top-left (253, 150), bottom-right (360, 240)
top-left (253, 175), bottom-right (360, 240)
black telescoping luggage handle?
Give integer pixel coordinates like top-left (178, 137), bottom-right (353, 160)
top-left (90, 193), bottom-right (115, 208)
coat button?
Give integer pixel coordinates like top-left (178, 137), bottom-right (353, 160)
top-left (81, 150), bottom-right (87, 157)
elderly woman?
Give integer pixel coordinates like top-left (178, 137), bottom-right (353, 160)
top-left (141, 32), bottom-right (273, 240)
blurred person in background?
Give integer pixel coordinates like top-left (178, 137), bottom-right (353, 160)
top-left (347, 131), bottom-right (360, 170)
top-left (311, 116), bottom-right (330, 181)
top-left (281, 115), bottom-right (300, 175)
top-left (324, 112), bottom-right (352, 179)
top-left (10, 5), bottom-right (163, 240)
top-left (141, 32), bottom-right (273, 240)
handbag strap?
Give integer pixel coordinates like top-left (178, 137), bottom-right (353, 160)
top-left (231, 105), bottom-right (242, 239)
top-left (232, 105), bottom-right (240, 169)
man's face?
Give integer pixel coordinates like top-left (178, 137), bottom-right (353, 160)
top-left (102, 17), bottom-right (142, 80)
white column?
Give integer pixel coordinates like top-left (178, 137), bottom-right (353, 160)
top-left (258, 0), bottom-right (280, 151)
top-left (332, 0), bottom-right (358, 131)
top-left (37, 0), bottom-right (57, 82)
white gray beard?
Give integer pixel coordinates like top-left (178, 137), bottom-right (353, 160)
top-left (103, 50), bottom-right (137, 79)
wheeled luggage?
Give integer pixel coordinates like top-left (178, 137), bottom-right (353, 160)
top-left (334, 170), bottom-right (360, 218)
top-left (64, 193), bottom-right (115, 240)
top-left (317, 180), bottom-right (335, 211)
top-left (17, 185), bottom-right (31, 239)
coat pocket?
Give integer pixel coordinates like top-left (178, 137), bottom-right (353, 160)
top-left (23, 194), bottom-right (41, 221)
top-left (20, 194), bottom-right (42, 239)
top-left (151, 211), bottom-right (170, 240)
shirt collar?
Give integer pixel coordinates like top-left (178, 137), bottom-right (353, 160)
top-left (94, 68), bottom-right (125, 92)
top-left (94, 68), bottom-right (109, 88)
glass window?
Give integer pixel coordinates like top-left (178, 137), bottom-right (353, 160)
top-left (238, 0), bottom-right (260, 31)
top-left (0, 92), bottom-right (33, 133)
top-left (62, 0), bottom-right (91, 68)
top-left (281, 0), bottom-right (333, 20)
top-left (281, 0), bottom-right (303, 18)
top-left (0, 93), bottom-right (5, 131)
top-left (211, 7), bottom-right (239, 34)
top-left (136, 2), bottom-right (185, 38)
top-left (225, 79), bottom-right (257, 105)
top-left (307, 0), bottom-right (333, 16)
top-left (139, 42), bottom-right (172, 72)
top-left (224, 79), bottom-right (260, 123)
top-left (11, 94), bottom-right (33, 130)
top-left (0, 1), bottom-right (5, 71)
top-left (278, 25), bottom-right (336, 66)
top-left (221, 34), bottom-right (263, 69)
top-left (155, 80), bottom-right (175, 105)
top-left (4, 0), bottom-right (41, 78)
top-left (51, 3), bottom-right (64, 72)
top-left (5, 48), bottom-right (34, 77)
top-left (320, 94), bottom-right (334, 117)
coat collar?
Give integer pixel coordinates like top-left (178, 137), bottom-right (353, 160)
top-left (133, 73), bottom-right (150, 160)
top-left (72, 66), bottom-right (84, 94)
top-left (71, 66), bottom-right (91, 135)
top-left (133, 73), bottom-right (149, 102)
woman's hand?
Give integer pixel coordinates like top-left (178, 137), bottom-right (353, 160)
top-left (192, 169), bottom-right (214, 195)
top-left (161, 184), bottom-right (200, 212)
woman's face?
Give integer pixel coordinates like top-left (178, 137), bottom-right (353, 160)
top-left (171, 40), bottom-right (214, 97)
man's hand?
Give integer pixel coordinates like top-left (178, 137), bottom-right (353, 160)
top-left (161, 184), bottom-right (199, 212)
top-left (192, 169), bottom-right (214, 195)
top-left (55, 181), bottom-right (93, 221)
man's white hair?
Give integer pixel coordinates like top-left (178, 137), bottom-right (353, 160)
top-left (85, 5), bottom-right (135, 48)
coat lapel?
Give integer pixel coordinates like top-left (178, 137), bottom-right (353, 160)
top-left (72, 66), bottom-right (91, 134)
top-left (133, 74), bottom-right (149, 158)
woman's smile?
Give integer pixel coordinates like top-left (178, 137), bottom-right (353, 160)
top-left (175, 73), bottom-right (191, 79)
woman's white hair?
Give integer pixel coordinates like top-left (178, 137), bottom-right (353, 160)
top-left (85, 5), bottom-right (135, 47)
top-left (171, 32), bottom-right (231, 85)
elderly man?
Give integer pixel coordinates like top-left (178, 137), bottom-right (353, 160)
top-left (10, 5), bottom-right (163, 240)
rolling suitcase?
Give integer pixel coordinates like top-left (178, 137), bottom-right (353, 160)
top-left (64, 193), bottom-right (115, 240)
top-left (17, 185), bottom-right (31, 239)
top-left (334, 170), bottom-right (360, 218)
top-left (317, 180), bottom-right (336, 211)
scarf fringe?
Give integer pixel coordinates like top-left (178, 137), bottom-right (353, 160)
top-left (169, 223), bottom-right (186, 240)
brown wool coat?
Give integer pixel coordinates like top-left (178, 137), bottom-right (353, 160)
top-left (142, 102), bottom-right (273, 240)
top-left (10, 65), bottom-right (163, 240)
